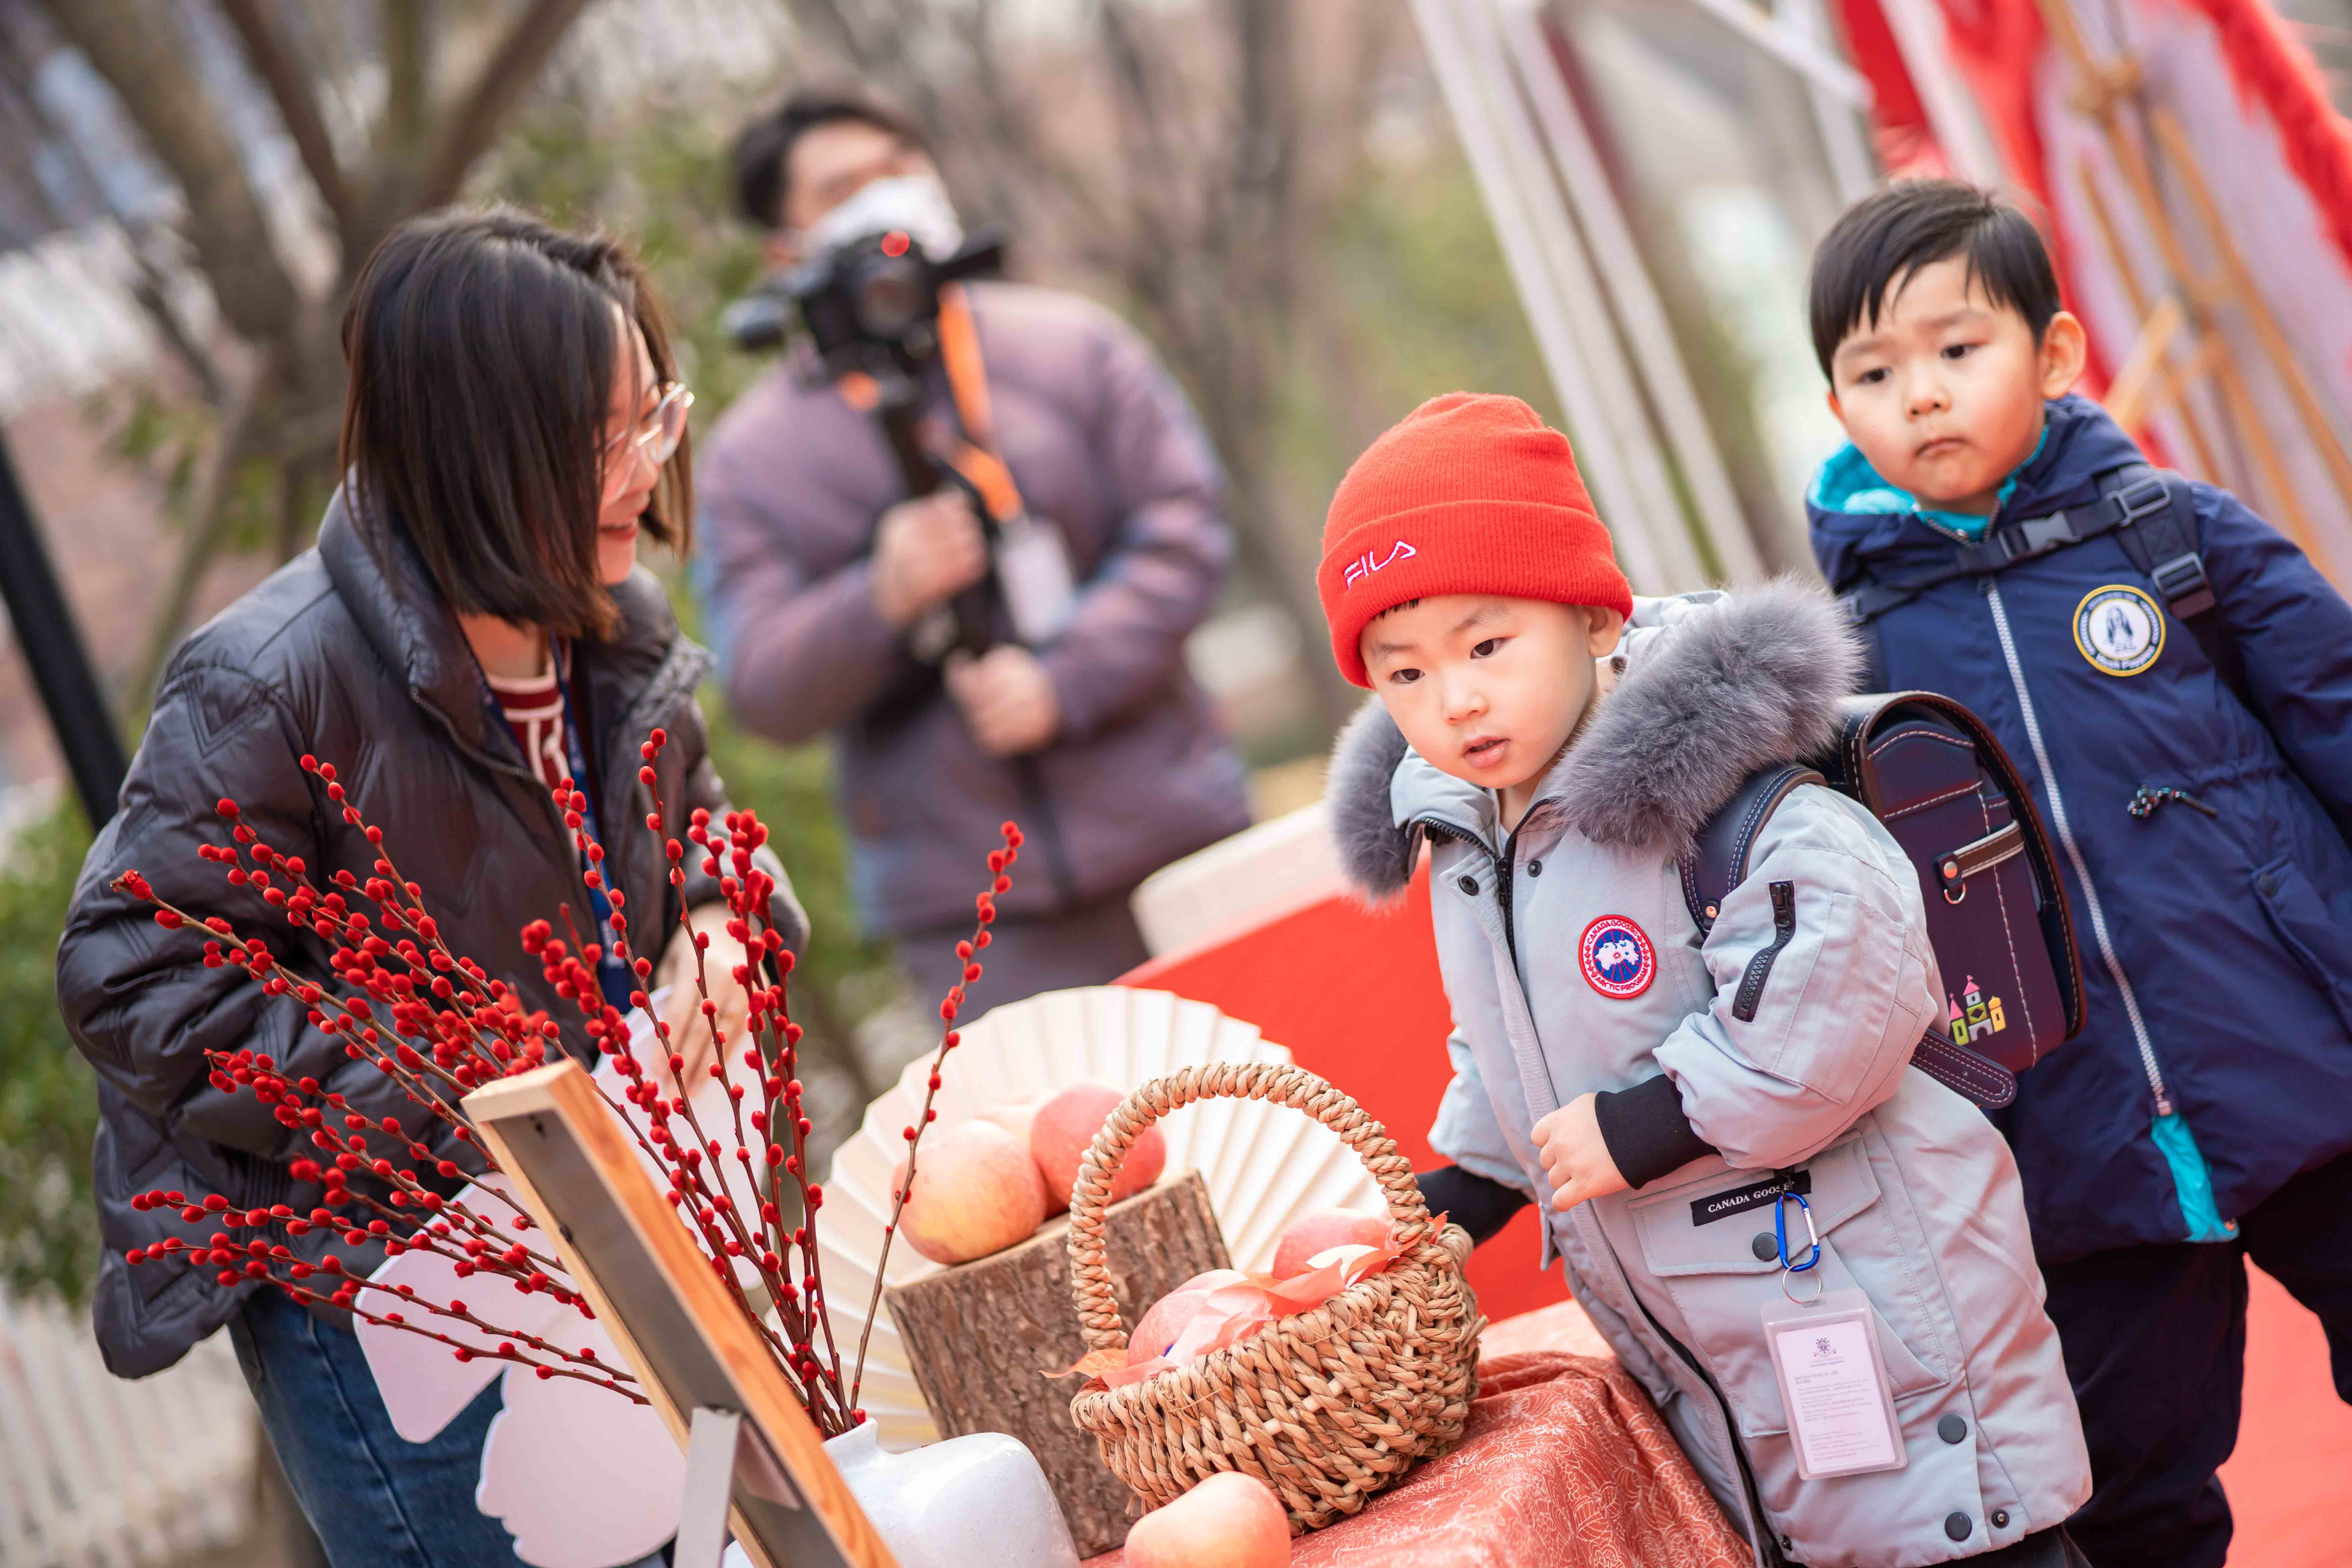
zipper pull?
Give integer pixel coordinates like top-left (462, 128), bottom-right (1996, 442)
top-left (2129, 785), bottom-right (2219, 820)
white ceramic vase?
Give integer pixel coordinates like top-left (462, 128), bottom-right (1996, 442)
top-left (733, 1423), bottom-right (1081, 1568)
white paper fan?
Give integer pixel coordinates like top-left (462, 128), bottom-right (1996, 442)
top-left (818, 986), bottom-right (1389, 1450)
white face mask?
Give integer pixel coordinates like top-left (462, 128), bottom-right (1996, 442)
top-left (800, 173), bottom-right (964, 263)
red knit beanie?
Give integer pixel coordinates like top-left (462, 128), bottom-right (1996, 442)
top-left (1318, 393), bottom-right (1632, 687)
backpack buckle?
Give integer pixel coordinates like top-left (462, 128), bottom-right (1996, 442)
top-left (2007, 511), bottom-right (2079, 561)
top-left (2113, 474), bottom-right (2171, 522)
top-left (2150, 551), bottom-right (2217, 618)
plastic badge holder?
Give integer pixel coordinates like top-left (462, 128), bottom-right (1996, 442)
top-left (1759, 1190), bottom-right (1905, 1480)
top-left (994, 513), bottom-right (1078, 644)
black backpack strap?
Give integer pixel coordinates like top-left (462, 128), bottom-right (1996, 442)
top-left (1977, 464), bottom-right (2176, 572)
top-left (1681, 757), bottom-right (2020, 1109)
top-left (2103, 466), bottom-right (2252, 709)
top-left (2105, 467), bottom-right (2216, 615)
top-left (1840, 571), bottom-right (1960, 626)
top-left (1838, 463), bottom-right (2176, 628)
top-left (1681, 764), bottom-right (1825, 934)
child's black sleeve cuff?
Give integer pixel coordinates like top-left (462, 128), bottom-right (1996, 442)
top-left (1594, 1075), bottom-right (1717, 1190)
top-left (1413, 1164), bottom-right (1529, 1245)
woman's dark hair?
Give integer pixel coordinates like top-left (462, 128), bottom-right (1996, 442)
top-left (732, 88), bottom-right (927, 230)
top-left (1809, 179), bottom-right (2061, 377)
top-left (337, 206), bottom-right (688, 640)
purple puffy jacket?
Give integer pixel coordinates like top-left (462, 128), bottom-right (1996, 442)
top-left (694, 282), bottom-right (1250, 934)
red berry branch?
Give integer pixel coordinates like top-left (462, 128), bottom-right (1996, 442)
top-left (110, 731), bottom-right (1016, 1438)
top-left (847, 823), bottom-right (1022, 1416)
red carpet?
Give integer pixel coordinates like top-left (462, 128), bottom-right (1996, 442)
top-left (1121, 869), bottom-right (2352, 1562)
top-left (2220, 1265), bottom-right (2352, 1564)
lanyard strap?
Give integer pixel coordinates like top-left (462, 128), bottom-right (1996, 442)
top-left (553, 657), bottom-right (637, 1015)
top-left (476, 646), bottom-right (634, 1016)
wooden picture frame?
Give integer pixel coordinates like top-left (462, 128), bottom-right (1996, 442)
top-left (464, 1060), bottom-right (898, 1568)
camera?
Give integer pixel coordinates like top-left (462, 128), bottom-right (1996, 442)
top-left (723, 227), bottom-right (1005, 377)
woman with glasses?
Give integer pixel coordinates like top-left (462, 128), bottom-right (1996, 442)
top-left (58, 207), bottom-right (798, 1568)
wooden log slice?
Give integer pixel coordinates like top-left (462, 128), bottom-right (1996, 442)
top-left (884, 1170), bottom-right (1229, 1558)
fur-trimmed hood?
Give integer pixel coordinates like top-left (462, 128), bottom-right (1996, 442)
top-left (1329, 579), bottom-right (1862, 898)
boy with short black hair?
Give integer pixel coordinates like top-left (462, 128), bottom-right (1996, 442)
top-left (1324, 392), bottom-right (2091, 1567)
top-left (1806, 178), bottom-right (2352, 1568)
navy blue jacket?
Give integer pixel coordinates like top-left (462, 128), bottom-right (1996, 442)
top-left (1809, 394), bottom-right (2352, 1263)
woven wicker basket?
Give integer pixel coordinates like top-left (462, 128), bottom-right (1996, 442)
top-left (1065, 1061), bottom-right (1486, 1532)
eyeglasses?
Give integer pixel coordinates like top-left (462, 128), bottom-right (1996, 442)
top-left (601, 383), bottom-right (693, 497)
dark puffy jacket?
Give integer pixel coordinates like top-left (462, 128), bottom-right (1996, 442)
top-left (1810, 393), bottom-right (2352, 1263)
top-left (694, 281), bottom-right (1251, 934)
top-left (56, 498), bottom-right (802, 1376)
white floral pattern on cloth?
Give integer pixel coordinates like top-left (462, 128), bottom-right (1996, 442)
top-left (1084, 1302), bottom-right (1749, 1568)
top-left (357, 996), bottom-right (766, 1568)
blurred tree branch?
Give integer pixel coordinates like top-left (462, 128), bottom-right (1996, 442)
top-left (134, 345), bottom-right (280, 703)
top-left (412, 0), bottom-right (597, 211)
top-left (0, 17), bottom-right (229, 404)
top-left (218, 0), bottom-right (357, 244)
top-left (381, 0), bottom-right (430, 166)
top-left (29, 0), bottom-right (593, 707)
top-left (37, 0), bottom-right (302, 345)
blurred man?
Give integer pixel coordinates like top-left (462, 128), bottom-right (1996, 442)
top-left (699, 89), bottom-right (1250, 1004)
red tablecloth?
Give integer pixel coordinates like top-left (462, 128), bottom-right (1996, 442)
top-left (1083, 1303), bottom-right (1750, 1567)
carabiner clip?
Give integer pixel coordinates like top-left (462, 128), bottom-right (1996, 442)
top-left (1774, 1189), bottom-right (1820, 1273)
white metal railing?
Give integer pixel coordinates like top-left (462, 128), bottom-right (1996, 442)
top-left (0, 1290), bottom-right (254, 1567)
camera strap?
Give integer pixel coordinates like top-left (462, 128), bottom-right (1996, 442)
top-left (933, 284), bottom-right (1027, 526)
top-left (934, 286), bottom-right (1080, 648)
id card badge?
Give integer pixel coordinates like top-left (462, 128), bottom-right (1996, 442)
top-left (994, 513), bottom-right (1078, 645)
top-left (1762, 1287), bottom-right (1908, 1479)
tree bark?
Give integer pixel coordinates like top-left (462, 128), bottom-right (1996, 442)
top-left (884, 1172), bottom-right (1230, 1557)
top-left (413, 0), bottom-right (596, 212)
top-left (36, 0), bottom-right (301, 345)
top-left (219, 0), bottom-right (357, 247)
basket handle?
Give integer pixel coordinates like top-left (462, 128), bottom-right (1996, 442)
top-left (1064, 1061), bottom-right (1441, 1355)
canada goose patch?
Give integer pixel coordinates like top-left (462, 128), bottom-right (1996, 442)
top-left (1579, 915), bottom-right (1656, 999)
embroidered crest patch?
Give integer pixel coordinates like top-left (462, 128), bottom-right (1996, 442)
top-left (2074, 584), bottom-right (2165, 677)
top-left (1579, 915), bottom-right (1656, 999)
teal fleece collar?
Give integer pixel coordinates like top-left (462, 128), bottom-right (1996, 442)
top-left (1808, 426), bottom-right (2050, 541)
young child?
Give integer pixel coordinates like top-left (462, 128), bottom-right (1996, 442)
top-left (1804, 179), bottom-right (2352, 1568)
top-left (1323, 393), bottom-right (2091, 1568)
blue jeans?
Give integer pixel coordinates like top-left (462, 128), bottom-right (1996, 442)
top-left (230, 1288), bottom-right (667, 1568)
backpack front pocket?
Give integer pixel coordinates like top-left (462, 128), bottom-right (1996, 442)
top-left (1629, 1136), bottom-right (1951, 1441)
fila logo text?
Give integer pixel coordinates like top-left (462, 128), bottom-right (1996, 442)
top-left (1343, 540), bottom-right (1418, 588)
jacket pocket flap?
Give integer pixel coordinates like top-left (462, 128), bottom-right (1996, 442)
top-left (1630, 1137), bottom-right (1879, 1278)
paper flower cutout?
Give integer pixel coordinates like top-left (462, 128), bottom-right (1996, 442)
top-left (356, 997), bottom-right (759, 1568)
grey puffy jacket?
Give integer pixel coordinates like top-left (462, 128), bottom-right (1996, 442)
top-left (56, 498), bottom-right (801, 1376)
top-left (1329, 583), bottom-right (2089, 1567)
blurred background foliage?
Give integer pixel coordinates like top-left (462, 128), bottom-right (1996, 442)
top-left (0, 804), bottom-right (98, 1301)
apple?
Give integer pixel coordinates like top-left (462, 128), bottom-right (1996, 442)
top-left (1127, 1269), bottom-right (1248, 1364)
top-left (1030, 1081), bottom-right (1165, 1214)
top-left (1270, 1210), bottom-right (1391, 1279)
top-left (893, 1120), bottom-right (1049, 1265)
top-left (977, 1096), bottom-right (1041, 1149)
top-left (1124, 1470), bottom-right (1291, 1568)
